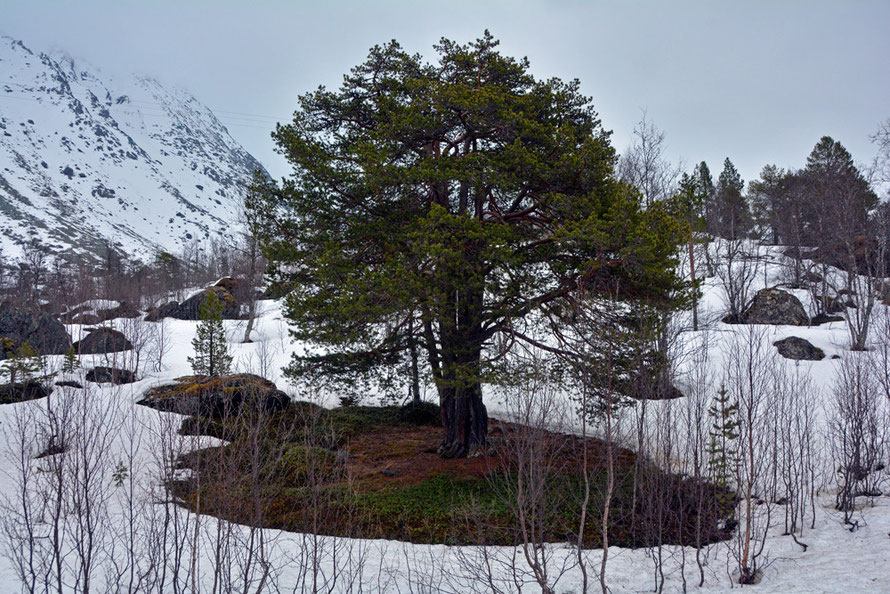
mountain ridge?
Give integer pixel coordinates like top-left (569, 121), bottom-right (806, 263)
top-left (0, 36), bottom-right (268, 264)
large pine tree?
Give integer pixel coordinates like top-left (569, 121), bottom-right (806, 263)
top-left (248, 33), bottom-right (686, 457)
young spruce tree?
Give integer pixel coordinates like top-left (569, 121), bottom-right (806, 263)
top-left (2, 342), bottom-right (42, 385)
top-left (189, 290), bottom-right (233, 376)
top-left (707, 383), bottom-right (740, 490)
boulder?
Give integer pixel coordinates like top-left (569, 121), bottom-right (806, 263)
top-left (738, 288), bottom-right (808, 326)
top-left (0, 306), bottom-right (72, 359)
top-left (144, 301), bottom-right (179, 322)
top-left (73, 327), bottom-right (133, 354)
top-left (86, 366), bottom-right (137, 385)
top-left (802, 270), bottom-right (823, 285)
top-left (170, 286), bottom-right (239, 320)
top-left (63, 300), bottom-right (140, 323)
top-left (35, 436), bottom-right (66, 459)
top-left (214, 276), bottom-right (241, 296)
top-left (811, 312), bottom-right (844, 326)
top-left (820, 295), bottom-right (856, 314)
top-left (0, 381), bottom-right (52, 404)
top-left (773, 336), bottom-right (825, 361)
top-left (137, 373), bottom-right (290, 418)
top-left (97, 301), bottom-right (141, 321)
top-left (71, 313), bottom-right (102, 325)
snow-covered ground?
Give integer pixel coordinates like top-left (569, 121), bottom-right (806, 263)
top-left (0, 247), bottom-right (888, 592)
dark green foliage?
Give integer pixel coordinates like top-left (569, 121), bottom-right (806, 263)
top-left (154, 250), bottom-right (182, 288)
top-left (112, 461), bottom-right (129, 488)
top-left (713, 158), bottom-right (750, 239)
top-left (753, 137), bottom-right (877, 251)
top-left (803, 136), bottom-right (877, 242)
top-left (1, 341), bottom-right (41, 385)
top-left (694, 161), bottom-right (717, 235)
top-left (188, 291), bottom-right (233, 376)
top-left (397, 400), bottom-right (441, 426)
top-left (248, 32), bottom-right (687, 456)
top-left (672, 172), bottom-right (706, 234)
top-left (61, 345), bottom-right (79, 374)
top-left (748, 164), bottom-right (789, 244)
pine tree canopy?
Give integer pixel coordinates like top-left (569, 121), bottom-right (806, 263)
top-left (248, 32), bottom-right (687, 457)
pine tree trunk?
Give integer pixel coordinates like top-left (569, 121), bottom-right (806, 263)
top-left (434, 277), bottom-right (489, 458)
top-left (438, 381), bottom-right (488, 458)
top-left (408, 319), bottom-right (421, 405)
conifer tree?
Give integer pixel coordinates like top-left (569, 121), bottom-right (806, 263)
top-left (248, 32), bottom-right (688, 457)
top-left (2, 342), bottom-right (41, 385)
top-left (62, 345), bottom-right (79, 374)
top-left (188, 291), bottom-right (233, 376)
top-left (714, 158), bottom-right (750, 240)
top-left (693, 161), bottom-right (716, 234)
top-left (707, 384), bottom-right (740, 490)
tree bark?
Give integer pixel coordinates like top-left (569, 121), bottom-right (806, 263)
top-left (436, 271), bottom-right (489, 458)
top-left (438, 381), bottom-right (488, 458)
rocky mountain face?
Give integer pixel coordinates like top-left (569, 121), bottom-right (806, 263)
top-left (0, 37), bottom-right (267, 263)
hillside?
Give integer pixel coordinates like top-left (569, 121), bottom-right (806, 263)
top-left (0, 244), bottom-right (888, 592)
top-left (0, 37), bottom-right (265, 263)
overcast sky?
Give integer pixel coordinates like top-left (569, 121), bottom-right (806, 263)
top-left (2, 0), bottom-right (888, 186)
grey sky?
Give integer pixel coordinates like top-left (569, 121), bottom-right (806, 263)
top-left (2, 0), bottom-right (888, 187)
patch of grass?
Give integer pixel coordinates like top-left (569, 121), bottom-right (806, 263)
top-left (355, 473), bottom-right (509, 543)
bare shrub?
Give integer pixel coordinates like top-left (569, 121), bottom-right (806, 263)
top-left (830, 354), bottom-right (889, 529)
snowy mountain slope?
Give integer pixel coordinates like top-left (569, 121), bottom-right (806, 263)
top-left (0, 37), bottom-right (267, 263)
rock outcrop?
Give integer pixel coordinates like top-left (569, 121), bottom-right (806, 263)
top-left (144, 286), bottom-right (240, 321)
top-left (773, 336), bottom-right (825, 361)
top-left (0, 306), bottom-right (72, 359)
top-left (86, 366), bottom-right (137, 385)
top-left (144, 301), bottom-right (179, 322)
top-left (737, 288), bottom-right (809, 326)
top-left (137, 374), bottom-right (289, 418)
top-left (63, 301), bottom-right (141, 324)
top-left (73, 327), bottom-right (133, 354)
top-left (0, 381), bottom-right (52, 403)
top-left (171, 287), bottom-right (239, 320)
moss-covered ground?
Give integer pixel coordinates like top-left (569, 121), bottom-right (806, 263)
top-left (172, 402), bottom-right (733, 548)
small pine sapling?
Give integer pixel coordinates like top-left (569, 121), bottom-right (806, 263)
top-left (707, 384), bottom-right (740, 494)
top-left (61, 345), bottom-right (80, 374)
top-left (188, 291), bottom-right (233, 376)
top-left (2, 342), bottom-right (42, 385)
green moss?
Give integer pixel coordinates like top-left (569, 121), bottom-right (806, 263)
top-left (276, 444), bottom-right (342, 484)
